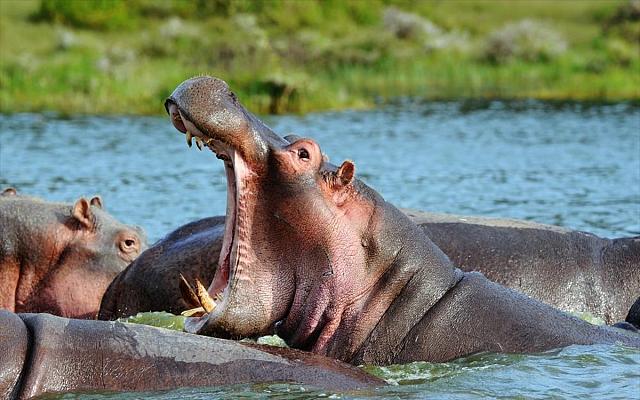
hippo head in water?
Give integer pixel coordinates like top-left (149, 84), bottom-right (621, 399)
top-left (0, 189), bottom-right (147, 319)
top-left (164, 76), bottom-right (440, 357)
top-left (166, 77), bottom-right (640, 364)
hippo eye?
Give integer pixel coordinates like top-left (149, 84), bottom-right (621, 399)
top-left (298, 148), bottom-right (310, 160)
top-left (119, 238), bottom-right (139, 254)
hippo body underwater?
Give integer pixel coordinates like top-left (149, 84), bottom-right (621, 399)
top-left (101, 212), bottom-right (640, 329)
top-left (0, 188), bottom-right (147, 318)
top-left (0, 310), bottom-right (382, 399)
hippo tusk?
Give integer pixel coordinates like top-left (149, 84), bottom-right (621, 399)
top-left (195, 278), bottom-right (216, 313)
top-left (195, 137), bottom-right (203, 151)
top-left (186, 131), bottom-right (193, 147)
top-left (181, 306), bottom-right (206, 317)
top-left (179, 273), bottom-right (199, 307)
top-left (178, 274), bottom-right (216, 315)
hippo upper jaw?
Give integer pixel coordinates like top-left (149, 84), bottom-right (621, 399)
top-left (164, 76), bottom-right (288, 163)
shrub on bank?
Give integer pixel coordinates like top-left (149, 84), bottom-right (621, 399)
top-left (483, 19), bottom-right (567, 64)
top-left (32, 0), bottom-right (133, 30)
top-left (2, 0), bottom-right (637, 114)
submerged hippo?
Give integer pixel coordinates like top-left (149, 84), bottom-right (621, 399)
top-left (0, 311), bottom-right (381, 399)
top-left (100, 213), bottom-right (640, 328)
top-left (0, 188), bottom-right (147, 318)
top-left (408, 210), bottom-right (639, 325)
top-left (151, 76), bottom-right (639, 365)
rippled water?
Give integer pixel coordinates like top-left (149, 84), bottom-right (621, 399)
top-left (1, 101), bottom-right (639, 399)
top-left (48, 344), bottom-right (640, 400)
top-left (48, 312), bottom-right (640, 400)
top-left (1, 101), bottom-right (639, 242)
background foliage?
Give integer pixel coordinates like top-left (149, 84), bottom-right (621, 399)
top-left (1, 0), bottom-right (638, 114)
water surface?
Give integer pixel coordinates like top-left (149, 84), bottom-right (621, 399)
top-left (1, 101), bottom-right (638, 242)
top-left (1, 101), bottom-right (639, 399)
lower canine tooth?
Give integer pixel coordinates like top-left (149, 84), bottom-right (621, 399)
top-left (186, 131), bottom-right (193, 147)
top-left (195, 278), bottom-right (216, 313)
top-left (195, 137), bottom-right (203, 150)
top-left (181, 307), bottom-right (205, 317)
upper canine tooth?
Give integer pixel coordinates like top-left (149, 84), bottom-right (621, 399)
top-left (195, 137), bottom-right (203, 150)
top-left (186, 131), bottom-right (193, 147)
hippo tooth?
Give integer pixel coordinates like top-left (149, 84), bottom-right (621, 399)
top-left (195, 278), bottom-right (216, 313)
top-left (195, 137), bottom-right (203, 151)
top-left (181, 306), bottom-right (205, 317)
top-left (186, 131), bottom-right (193, 147)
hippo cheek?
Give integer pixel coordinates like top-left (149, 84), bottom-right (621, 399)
top-left (36, 266), bottom-right (116, 319)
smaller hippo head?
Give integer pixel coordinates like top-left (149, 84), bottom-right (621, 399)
top-left (166, 77), bottom-right (436, 356)
top-left (2, 191), bottom-right (147, 319)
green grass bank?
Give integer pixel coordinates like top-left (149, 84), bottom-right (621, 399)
top-left (1, 0), bottom-right (639, 115)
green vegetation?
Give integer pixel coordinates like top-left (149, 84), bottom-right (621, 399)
top-left (120, 311), bottom-right (289, 347)
top-left (119, 311), bottom-right (185, 331)
top-left (1, 0), bottom-right (638, 115)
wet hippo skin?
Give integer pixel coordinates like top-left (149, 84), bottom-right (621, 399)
top-left (0, 312), bottom-right (27, 400)
top-left (100, 211), bottom-right (640, 328)
top-left (153, 76), bottom-right (639, 365)
top-left (0, 311), bottom-right (382, 399)
top-left (0, 188), bottom-right (147, 318)
top-left (408, 210), bottom-right (640, 326)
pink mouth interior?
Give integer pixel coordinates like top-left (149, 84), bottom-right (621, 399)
top-left (209, 160), bottom-right (235, 299)
top-left (169, 106), bottom-right (239, 306)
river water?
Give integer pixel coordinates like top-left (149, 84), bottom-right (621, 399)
top-left (0, 101), bottom-right (639, 398)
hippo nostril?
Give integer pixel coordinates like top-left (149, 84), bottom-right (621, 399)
top-left (166, 102), bottom-right (188, 134)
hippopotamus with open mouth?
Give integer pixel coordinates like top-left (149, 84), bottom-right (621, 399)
top-left (161, 76), bottom-right (638, 364)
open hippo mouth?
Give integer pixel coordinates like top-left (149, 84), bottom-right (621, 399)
top-left (164, 77), bottom-right (393, 356)
top-left (164, 76), bottom-right (291, 337)
top-left (167, 102), bottom-right (237, 314)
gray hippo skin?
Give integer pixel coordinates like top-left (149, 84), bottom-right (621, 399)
top-left (100, 213), bottom-right (640, 328)
top-left (0, 188), bottom-right (147, 318)
top-left (150, 76), bottom-right (639, 365)
top-left (408, 210), bottom-right (640, 326)
top-left (0, 311), bottom-right (382, 399)
top-left (99, 216), bottom-right (221, 320)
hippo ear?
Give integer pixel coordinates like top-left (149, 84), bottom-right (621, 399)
top-left (72, 198), bottom-right (95, 229)
top-left (1, 187), bottom-right (17, 196)
top-left (336, 160), bottom-right (355, 187)
top-left (90, 196), bottom-right (103, 209)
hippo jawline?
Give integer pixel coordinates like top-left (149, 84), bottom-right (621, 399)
top-left (166, 101), bottom-right (245, 327)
